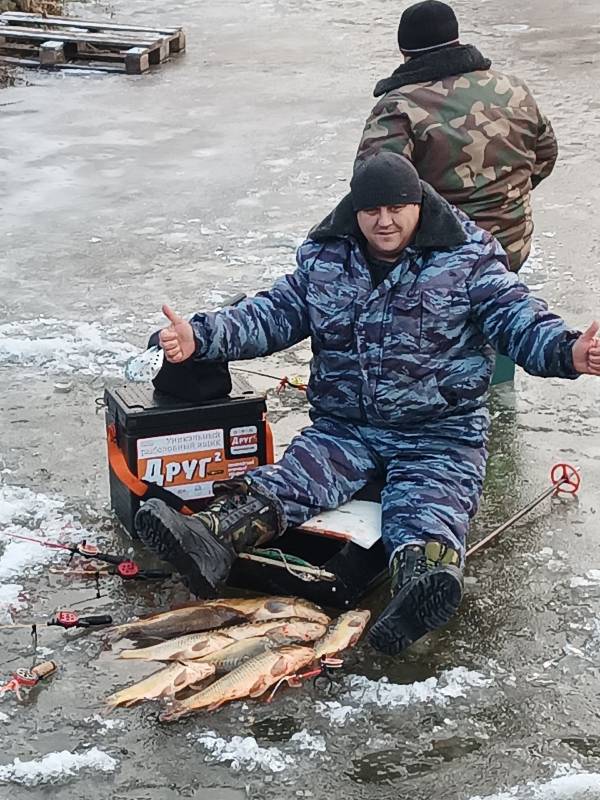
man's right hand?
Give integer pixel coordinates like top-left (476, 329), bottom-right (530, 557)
top-left (159, 305), bottom-right (196, 363)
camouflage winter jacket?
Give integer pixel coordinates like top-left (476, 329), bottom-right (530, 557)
top-left (356, 45), bottom-right (558, 271)
top-left (190, 185), bottom-right (578, 436)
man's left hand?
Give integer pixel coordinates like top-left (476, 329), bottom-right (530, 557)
top-left (573, 321), bottom-right (600, 375)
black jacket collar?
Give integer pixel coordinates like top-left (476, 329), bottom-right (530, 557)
top-left (308, 182), bottom-right (467, 251)
top-left (374, 44), bottom-right (491, 98)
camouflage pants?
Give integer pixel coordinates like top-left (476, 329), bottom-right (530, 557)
top-left (249, 416), bottom-right (488, 561)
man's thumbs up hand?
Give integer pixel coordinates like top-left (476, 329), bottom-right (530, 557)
top-left (159, 304), bottom-right (196, 363)
top-left (572, 321), bottom-right (600, 375)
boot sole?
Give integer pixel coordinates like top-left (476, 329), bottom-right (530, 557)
top-left (135, 504), bottom-right (220, 598)
top-left (368, 569), bottom-right (463, 656)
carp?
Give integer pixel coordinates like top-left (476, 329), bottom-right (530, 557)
top-left (118, 618), bottom-right (327, 662)
top-left (105, 661), bottom-right (216, 708)
top-left (198, 633), bottom-right (306, 673)
top-left (160, 645), bottom-right (316, 721)
top-left (106, 596), bottom-right (329, 642)
top-left (313, 610), bottom-right (371, 660)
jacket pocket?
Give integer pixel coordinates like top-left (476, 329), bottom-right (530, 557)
top-left (420, 289), bottom-right (470, 352)
top-left (307, 277), bottom-right (357, 350)
top-left (384, 292), bottom-right (422, 354)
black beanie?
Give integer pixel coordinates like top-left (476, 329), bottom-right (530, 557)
top-left (351, 153), bottom-right (422, 211)
top-left (397, 0), bottom-right (459, 53)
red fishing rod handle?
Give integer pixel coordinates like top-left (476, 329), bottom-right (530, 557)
top-left (116, 560), bottom-right (140, 579)
top-left (50, 611), bottom-right (80, 629)
top-left (550, 463), bottom-right (581, 495)
top-left (12, 668), bottom-right (39, 687)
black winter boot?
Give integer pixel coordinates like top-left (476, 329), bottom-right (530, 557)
top-left (368, 541), bottom-right (463, 655)
top-left (134, 479), bottom-right (280, 597)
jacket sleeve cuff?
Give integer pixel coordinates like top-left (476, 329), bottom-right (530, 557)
top-left (558, 330), bottom-right (582, 379)
top-left (190, 316), bottom-right (210, 360)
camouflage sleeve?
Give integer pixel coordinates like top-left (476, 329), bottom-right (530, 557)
top-left (189, 250), bottom-right (310, 361)
top-left (531, 108), bottom-right (558, 189)
top-left (467, 242), bottom-right (580, 379)
top-left (356, 98), bottom-right (414, 162)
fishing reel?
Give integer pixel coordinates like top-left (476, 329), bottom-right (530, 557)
top-left (313, 656), bottom-right (345, 696)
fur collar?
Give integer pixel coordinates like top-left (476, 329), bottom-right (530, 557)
top-left (374, 44), bottom-right (491, 97)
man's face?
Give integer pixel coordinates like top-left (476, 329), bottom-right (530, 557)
top-left (357, 204), bottom-right (421, 261)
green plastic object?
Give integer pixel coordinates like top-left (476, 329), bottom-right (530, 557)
top-left (251, 548), bottom-right (314, 568)
top-left (491, 354), bottom-right (515, 385)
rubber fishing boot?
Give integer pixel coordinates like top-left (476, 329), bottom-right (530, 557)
top-left (134, 479), bottom-right (280, 598)
top-left (368, 541), bottom-right (463, 656)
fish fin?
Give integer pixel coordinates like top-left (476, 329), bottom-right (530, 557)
top-left (270, 655), bottom-right (291, 679)
top-left (104, 697), bottom-right (121, 709)
top-left (206, 700), bottom-right (226, 711)
top-left (117, 650), bottom-right (141, 660)
top-left (248, 677), bottom-right (270, 698)
top-left (189, 638), bottom-right (210, 654)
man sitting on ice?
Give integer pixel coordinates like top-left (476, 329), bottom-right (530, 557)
top-left (135, 153), bottom-right (600, 655)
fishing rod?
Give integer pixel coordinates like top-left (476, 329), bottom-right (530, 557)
top-left (229, 367), bottom-right (308, 393)
top-left (0, 531), bottom-right (171, 582)
top-left (466, 462), bottom-right (580, 558)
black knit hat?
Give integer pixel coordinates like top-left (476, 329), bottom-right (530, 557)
top-left (398, 0), bottom-right (459, 54)
top-left (351, 153), bottom-right (422, 211)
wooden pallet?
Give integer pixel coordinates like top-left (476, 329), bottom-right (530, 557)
top-left (0, 12), bottom-right (185, 74)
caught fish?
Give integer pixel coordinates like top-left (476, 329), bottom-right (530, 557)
top-left (198, 632), bottom-right (307, 673)
top-left (105, 661), bottom-right (216, 708)
top-left (106, 596), bottom-right (328, 643)
top-left (118, 618), bottom-right (327, 662)
top-left (248, 597), bottom-right (329, 627)
top-left (161, 645), bottom-right (316, 721)
top-left (313, 610), bottom-right (371, 660)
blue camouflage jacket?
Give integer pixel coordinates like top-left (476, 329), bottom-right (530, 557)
top-left (190, 184), bottom-right (580, 435)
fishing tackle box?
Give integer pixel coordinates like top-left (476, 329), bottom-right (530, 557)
top-left (104, 376), bottom-right (272, 538)
top-left (104, 381), bottom-right (388, 609)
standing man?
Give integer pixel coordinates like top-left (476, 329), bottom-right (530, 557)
top-left (356, 0), bottom-right (558, 272)
top-left (134, 154), bottom-right (600, 656)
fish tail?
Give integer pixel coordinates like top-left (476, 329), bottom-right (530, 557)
top-left (117, 649), bottom-right (154, 660)
top-left (104, 691), bottom-right (131, 709)
top-left (159, 702), bottom-right (187, 723)
top-left (102, 630), bottom-right (124, 648)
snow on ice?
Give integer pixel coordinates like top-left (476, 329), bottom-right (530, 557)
top-left (0, 482), bottom-right (90, 622)
top-left (0, 748), bottom-right (117, 786)
top-left (0, 318), bottom-right (138, 377)
top-left (189, 729), bottom-right (327, 773)
top-left (470, 768), bottom-right (600, 799)
top-left (316, 667), bottom-right (491, 724)
top-left (190, 732), bottom-right (294, 773)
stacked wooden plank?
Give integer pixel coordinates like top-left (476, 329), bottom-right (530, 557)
top-left (0, 12), bottom-right (185, 73)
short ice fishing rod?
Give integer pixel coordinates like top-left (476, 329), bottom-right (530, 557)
top-left (0, 531), bottom-right (171, 582)
top-left (466, 462), bottom-right (581, 558)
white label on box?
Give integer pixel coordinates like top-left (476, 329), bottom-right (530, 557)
top-left (137, 429), bottom-right (224, 460)
top-left (230, 425), bottom-right (258, 455)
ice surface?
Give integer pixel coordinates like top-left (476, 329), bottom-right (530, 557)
top-left (0, 748), bottom-right (117, 786)
top-left (189, 728), bottom-right (327, 772)
top-left (314, 701), bottom-right (358, 726)
top-left (191, 731), bottom-right (294, 773)
top-left (569, 571), bottom-right (600, 588)
top-left (0, 318), bottom-right (138, 377)
top-left (343, 667), bottom-right (491, 708)
top-left (315, 668), bottom-right (491, 726)
top-left (470, 770), bottom-right (600, 799)
top-left (0, 482), bottom-right (90, 621)
top-left (289, 730), bottom-right (327, 754)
